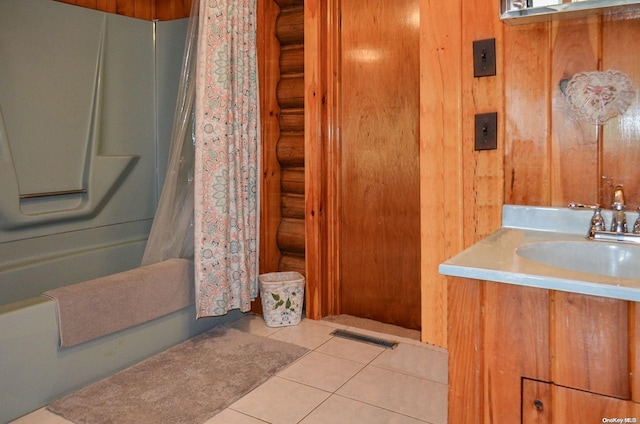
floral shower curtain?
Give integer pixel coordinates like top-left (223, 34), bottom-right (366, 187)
top-left (194, 0), bottom-right (260, 318)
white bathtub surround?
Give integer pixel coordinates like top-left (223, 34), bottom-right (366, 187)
top-left (439, 205), bottom-right (640, 301)
top-left (194, 0), bottom-right (261, 318)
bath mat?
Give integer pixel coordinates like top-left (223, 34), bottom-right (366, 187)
top-left (47, 326), bottom-right (308, 424)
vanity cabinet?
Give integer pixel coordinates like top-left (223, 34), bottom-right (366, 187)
top-left (448, 277), bottom-right (640, 423)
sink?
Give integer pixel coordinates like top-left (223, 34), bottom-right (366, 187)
top-left (516, 241), bottom-right (640, 280)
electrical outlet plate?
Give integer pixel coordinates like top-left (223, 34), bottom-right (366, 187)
top-left (475, 112), bottom-right (498, 151)
top-left (473, 38), bottom-right (496, 78)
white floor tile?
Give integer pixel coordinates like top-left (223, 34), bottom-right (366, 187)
top-left (267, 319), bottom-right (335, 350)
top-left (226, 314), bottom-right (282, 338)
top-left (300, 395), bottom-right (428, 424)
top-left (229, 377), bottom-right (331, 424)
top-left (277, 351), bottom-right (365, 392)
top-left (337, 366), bottom-right (448, 424)
top-left (203, 408), bottom-right (267, 424)
top-left (9, 408), bottom-right (73, 424)
top-left (371, 343), bottom-right (448, 384)
top-left (315, 335), bottom-right (386, 363)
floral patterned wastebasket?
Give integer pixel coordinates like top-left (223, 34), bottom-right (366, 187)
top-left (258, 271), bottom-right (305, 327)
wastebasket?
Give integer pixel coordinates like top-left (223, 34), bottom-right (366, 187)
top-left (258, 271), bottom-right (305, 327)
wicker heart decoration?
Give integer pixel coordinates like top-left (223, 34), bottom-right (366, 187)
top-left (564, 69), bottom-right (636, 125)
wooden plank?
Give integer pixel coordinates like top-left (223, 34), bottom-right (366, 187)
top-left (76, 0), bottom-right (97, 9)
top-left (96, 0), bottom-right (117, 13)
top-left (447, 277), bottom-right (483, 424)
top-left (630, 303), bottom-right (640, 402)
top-left (601, 14), bottom-right (640, 210)
top-left (115, 0), bottom-right (134, 18)
top-left (461, 0), bottom-right (504, 246)
top-left (504, 22), bottom-right (551, 206)
top-left (552, 383), bottom-right (640, 421)
top-left (551, 291), bottom-right (630, 399)
top-left (549, 18), bottom-right (600, 206)
top-left (522, 379), bottom-right (552, 424)
top-left (420, 0), bottom-right (463, 347)
top-left (304, 0), bottom-right (329, 319)
top-left (134, 0), bottom-right (154, 20)
top-left (484, 282), bottom-right (550, 423)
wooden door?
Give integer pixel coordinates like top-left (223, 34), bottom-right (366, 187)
top-left (338, 0), bottom-right (421, 329)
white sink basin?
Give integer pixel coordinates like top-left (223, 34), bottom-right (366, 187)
top-left (516, 241), bottom-right (640, 280)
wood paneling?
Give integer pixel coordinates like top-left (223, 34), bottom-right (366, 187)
top-left (447, 277), bottom-right (483, 424)
top-left (550, 18), bottom-right (601, 206)
top-left (420, 0), bottom-right (463, 346)
top-left (451, 281), bottom-right (640, 423)
top-left (504, 22), bottom-right (551, 206)
top-left (304, 0), bottom-right (341, 319)
top-left (524, 379), bottom-right (640, 423)
top-left (602, 13), bottom-right (640, 210)
top-left (551, 292), bottom-right (629, 399)
top-left (484, 283), bottom-right (550, 423)
top-left (424, 0), bottom-right (640, 348)
top-left (56, 0), bottom-right (185, 20)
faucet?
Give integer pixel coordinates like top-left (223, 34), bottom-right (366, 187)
top-left (610, 184), bottom-right (627, 233)
top-left (569, 184), bottom-right (640, 244)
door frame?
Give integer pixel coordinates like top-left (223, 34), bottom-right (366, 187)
top-left (304, 0), bottom-right (341, 319)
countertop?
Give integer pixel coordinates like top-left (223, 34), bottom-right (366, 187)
top-left (438, 205), bottom-right (640, 302)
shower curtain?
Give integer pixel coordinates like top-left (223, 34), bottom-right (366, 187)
top-left (193, 0), bottom-right (260, 318)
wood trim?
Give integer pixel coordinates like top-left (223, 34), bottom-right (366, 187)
top-left (304, 0), bottom-right (341, 319)
top-left (420, 0), bottom-right (464, 346)
top-left (447, 277), bottom-right (484, 424)
top-left (304, 0), bottom-right (324, 319)
top-left (257, 0), bottom-right (283, 274)
top-left (56, 0), bottom-right (188, 20)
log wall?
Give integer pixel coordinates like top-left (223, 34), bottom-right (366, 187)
top-left (258, 0), bottom-right (306, 293)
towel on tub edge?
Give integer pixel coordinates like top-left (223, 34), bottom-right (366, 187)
top-left (43, 258), bottom-right (194, 348)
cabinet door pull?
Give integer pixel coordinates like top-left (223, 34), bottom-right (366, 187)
top-left (533, 399), bottom-right (544, 411)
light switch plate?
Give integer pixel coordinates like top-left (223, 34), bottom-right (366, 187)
top-left (475, 112), bottom-right (498, 151)
top-left (473, 38), bottom-right (496, 78)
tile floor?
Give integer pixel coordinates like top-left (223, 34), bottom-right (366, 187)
top-left (11, 315), bottom-right (448, 424)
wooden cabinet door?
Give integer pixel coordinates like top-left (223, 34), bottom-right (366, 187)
top-left (523, 379), bottom-right (640, 423)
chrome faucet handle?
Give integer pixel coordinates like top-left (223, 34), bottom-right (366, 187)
top-left (589, 207), bottom-right (606, 232)
top-left (568, 202), bottom-right (599, 210)
top-left (633, 207), bottom-right (640, 234)
top-left (611, 202), bottom-right (627, 233)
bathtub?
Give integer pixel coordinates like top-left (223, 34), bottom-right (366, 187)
top-left (0, 267), bottom-right (244, 423)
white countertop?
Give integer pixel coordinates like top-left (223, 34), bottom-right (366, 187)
top-left (438, 205), bottom-right (640, 302)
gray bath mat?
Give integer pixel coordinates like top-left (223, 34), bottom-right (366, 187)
top-left (47, 326), bottom-right (308, 424)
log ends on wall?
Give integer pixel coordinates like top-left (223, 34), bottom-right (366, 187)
top-left (273, 0), bottom-right (305, 277)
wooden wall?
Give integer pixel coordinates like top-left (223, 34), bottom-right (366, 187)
top-left (258, 0), bottom-right (306, 286)
top-left (422, 2), bottom-right (640, 347)
top-left (56, 0), bottom-right (640, 345)
top-left (55, 0), bottom-right (192, 20)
